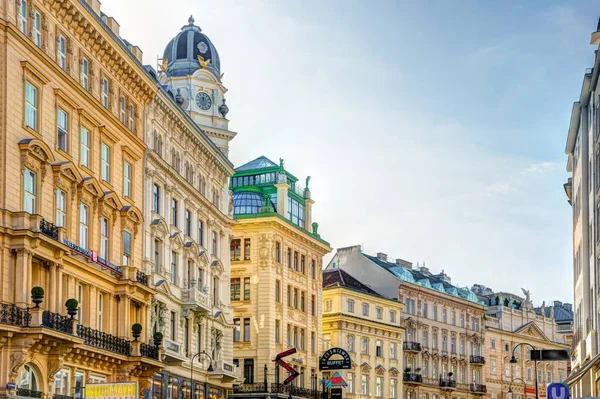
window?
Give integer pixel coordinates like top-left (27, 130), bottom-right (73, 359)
top-left (376, 340), bottom-right (383, 357)
top-left (538, 369), bottom-right (543, 383)
top-left (170, 311), bottom-right (176, 340)
top-left (275, 242), bottom-right (281, 263)
top-left (348, 373), bottom-right (354, 394)
top-left (244, 277), bottom-right (251, 300)
top-left (300, 329), bottom-right (305, 350)
top-left (348, 299), bottom-right (354, 313)
top-left (171, 251), bottom-right (177, 285)
top-left (25, 82), bottom-right (37, 130)
top-left (243, 318), bottom-right (250, 342)
top-left (361, 337), bottom-right (369, 354)
top-left (361, 375), bottom-right (369, 395)
top-left (390, 343), bottom-right (397, 359)
top-left (18, 0), bottom-right (27, 34)
top-left (101, 143), bottom-right (110, 182)
top-left (243, 359), bottom-right (254, 384)
top-left (422, 330), bottom-right (429, 347)
top-left (77, 285), bottom-right (83, 324)
top-left (24, 168), bottom-right (36, 213)
top-left (325, 300), bottom-right (332, 312)
top-left (376, 307), bottom-right (383, 319)
top-left (244, 239), bottom-right (251, 260)
top-left (55, 188), bottom-right (66, 227)
top-left (120, 96), bottom-right (126, 123)
top-left (311, 295), bottom-right (316, 316)
top-left (451, 311), bottom-right (456, 325)
top-left (311, 332), bottom-right (315, 353)
top-left (293, 251), bottom-right (298, 270)
top-left (98, 293), bottom-right (103, 331)
top-left (390, 379), bottom-right (397, 399)
top-left (287, 248), bottom-right (292, 267)
top-left (80, 58), bottom-right (89, 89)
top-left (300, 254), bottom-right (305, 274)
top-left (128, 104), bottom-right (135, 131)
top-left (442, 308), bottom-right (447, 322)
top-left (348, 335), bottom-right (355, 352)
top-left (287, 285), bottom-right (291, 306)
top-left (275, 280), bottom-right (281, 302)
top-left (433, 305), bottom-right (438, 321)
top-left (300, 291), bottom-right (305, 312)
top-left (171, 199), bottom-right (178, 227)
top-left (79, 203), bottom-right (89, 249)
top-left (459, 313), bottom-right (465, 327)
top-left (442, 335), bottom-right (447, 351)
top-left (547, 371), bottom-right (552, 383)
top-left (390, 310), bottom-right (396, 322)
top-left (460, 339), bottom-right (465, 355)
top-left (198, 220), bottom-right (204, 246)
top-left (154, 239), bottom-right (160, 273)
top-left (32, 11), bottom-right (41, 47)
top-left (123, 231), bottom-right (132, 266)
top-left (102, 78), bottom-right (109, 108)
top-left (230, 278), bottom-right (240, 301)
top-left (57, 108), bottom-right (69, 151)
top-left (311, 259), bottom-right (316, 279)
top-left (54, 369), bottom-right (70, 396)
top-left (212, 231), bottom-right (218, 256)
top-left (230, 239), bottom-right (241, 261)
top-left (57, 35), bottom-right (67, 70)
top-left (491, 359), bottom-right (497, 375)
top-left (182, 209), bottom-right (191, 236)
top-left (491, 339), bottom-right (496, 349)
top-left (422, 303), bottom-right (428, 318)
top-left (275, 320), bottom-right (280, 343)
top-left (293, 289), bottom-right (298, 309)
top-left (362, 303), bottom-right (369, 316)
top-left (123, 162), bottom-right (132, 197)
top-left (376, 376), bottom-right (383, 397)
top-left (527, 368), bottom-right (532, 381)
top-left (433, 333), bottom-right (438, 349)
top-left (99, 217), bottom-right (109, 259)
top-left (80, 127), bottom-right (90, 168)
top-left (233, 319), bottom-right (240, 342)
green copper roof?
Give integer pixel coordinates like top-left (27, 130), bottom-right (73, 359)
top-left (235, 156), bottom-right (278, 172)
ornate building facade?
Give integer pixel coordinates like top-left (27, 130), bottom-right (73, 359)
top-left (228, 157), bottom-right (331, 397)
top-left (327, 247), bottom-right (487, 399)
top-left (142, 16), bottom-right (239, 399)
top-left (322, 268), bottom-right (404, 399)
top-left (0, 0), bottom-right (161, 398)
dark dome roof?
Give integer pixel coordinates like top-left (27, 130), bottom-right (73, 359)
top-left (162, 16), bottom-right (221, 78)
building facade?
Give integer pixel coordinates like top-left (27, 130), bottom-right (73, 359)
top-left (564, 18), bottom-right (600, 397)
top-left (227, 156), bottom-right (331, 397)
top-left (322, 268), bottom-right (404, 399)
top-left (0, 0), bottom-right (162, 398)
top-left (327, 247), bottom-right (487, 399)
top-left (142, 16), bottom-right (240, 399)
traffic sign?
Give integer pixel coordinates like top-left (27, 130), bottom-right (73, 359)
top-left (325, 372), bottom-right (348, 389)
top-left (547, 383), bottom-right (569, 399)
top-left (275, 348), bottom-right (299, 385)
top-left (530, 350), bottom-right (569, 361)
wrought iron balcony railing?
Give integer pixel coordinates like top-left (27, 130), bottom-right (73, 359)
top-left (439, 379), bottom-right (457, 388)
top-left (0, 303), bottom-right (30, 326)
top-left (403, 373), bottom-right (423, 383)
top-left (77, 325), bottom-right (132, 356)
top-left (403, 341), bottom-right (422, 352)
top-left (40, 219), bottom-right (59, 240)
top-left (233, 383), bottom-right (268, 394)
top-left (16, 389), bottom-right (43, 398)
top-left (54, 394), bottom-right (75, 399)
top-left (140, 342), bottom-right (159, 360)
top-left (470, 355), bottom-right (485, 364)
top-left (136, 270), bottom-right (149, 286)
top-left (271, 383), bottom-right (323, 399)
top-left (42, 311), bottom-right (73, 334)
top-left (470, 384), bottom-right (487, 393)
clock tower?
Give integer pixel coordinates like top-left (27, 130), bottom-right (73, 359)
top-left (159, 16), bottom-right (236, 157)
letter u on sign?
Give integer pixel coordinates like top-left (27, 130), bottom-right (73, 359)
top-left (547, 383), bottom-right (569, 399)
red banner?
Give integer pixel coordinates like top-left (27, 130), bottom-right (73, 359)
top-left (525, 388), bottom-right (536, 394)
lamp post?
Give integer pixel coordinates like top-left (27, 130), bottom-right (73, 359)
top-left (509, 343), bottom-right (538, 399)
top-left (190, 351), bottom-right (214, 399)
top-left (507, 377), bottom-right (526, 394)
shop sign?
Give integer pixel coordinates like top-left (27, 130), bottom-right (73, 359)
top-left (85, 382), bottom-right (138, 399)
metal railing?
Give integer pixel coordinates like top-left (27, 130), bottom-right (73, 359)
top-left (233, 383), bottom-right (268, 394)
top-left (403, 373), bottom-right (423, 383)
top-left (16, 389), bottom-right (43, 398)
top-left (470, 355), bottom-right (485, 364)
top-left (54, 395), bottom-right (74, 399)
top-left (136, 270), bottom-right (149, 286)
top-left (403, 341), bottom-right (422, 351)
top-left (470, 384), bottom-right (487, 393)
top-left (0, 303), bottom-right (30, 326)
top-left (140, 342), bottom-right (159, 360)
top-left (42, 311), bottom-right (73, 334)
top-left (271, 383), bottom-right (323, 399)
top-left (77, 325), bottom-right (132, 356)
top-left (40, 219), bottom-right (59, 240)
top-left (439, 379), bottom-right (457, 388)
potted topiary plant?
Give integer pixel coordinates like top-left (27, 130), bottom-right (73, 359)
top-left (153, 332), bottom-right (163, 347)
top-left (132, 323), bottom-right (143, 341)
top-left (494, 296), bottom-right (500, 305)
top-left (503, 298), bottom-right (510, 307)
top-left (65, 298), bottom-right (79, 319)
top-left (31, 286), bottom-right (44, 308)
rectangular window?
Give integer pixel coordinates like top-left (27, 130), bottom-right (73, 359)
top-left (287, 285), bottom-right (291, 307)
top-left (311, 259), bottom-right (316, 279)
top-left (56, 188), bottom-right (66, 227)
top-left (171, 251), bottom-right (177, 285)
top-left (325, 300), bottom-right (332, 312)
top-left (300, 254), bottom-right (305, 274)
top-left (433, 305), bottom-right (438, 321)
top-left (362, 303), bottom-right (369, 316)
top-left (98, 293), bottom-right (103, 331)
top-left (244, 277), bottom-right (251, 300)
top-left (300, 329), bottom-right (305, 350)
top-left (244, 238), bottom-right (251, 260)
top-left (275, 320), bottom-right (280, 343)
top-left (80, 58), bottom-right (89, 89)
top-left (171, 198), bottom-right (178, 227)
top-left (376, 376), bottom-right (383, 397)
top-left (24, 168), bottom-right (36, 213)
top-left (311, 295), bottom-right (316, 316)
top-left (123, 162), bottom-right (132, 198)
top-left (18, 0), bottom-right (27, 34)
top-left (184, 318), bottom-right (189, 356)
top-left (300, 291), bottom-right (305, 312)
top-left (153, 184), bottom-right (160, 214)
top-left (32, 11), bottom-right (41, 47)
top-left (243, 359), bottom-right (254, 384)
top-left (230, 239), bottom-right (241, 261)
top-left (275, 241), bottom-right (281, 263)
top-left (79, 203), bottom-right (89, 249)
top-left (120, 96), bottom-right (126, 123)
top-left (184, 209), bottom-right (191, 236)
top-left (170, 311), bottom-right (176, 340)
top-left (348, 373), bottom-right (354, 394)
top-left (198, 220), bottom-right (204, 246)
top-left (376, 340), bottom-right (383, 357)
top-left (293, 251), bottom-right (298, 271)
top-left (230, 278), bottom-right (240, 301)
top-left (376, 307), bottom-right (383, 319)
top-left (491, 339), bottom-right (496, 349)
top-left (390, 343), bottom-right (397, 359)
top-left (212, 231), bottom-right (218, 256)
top-left (423, 303), bottom-right (428, 318)
top-left (123, 231), bottom-right (132, 266)
top-left (442, 308), bottom-right (447, 322)
top-left (243, 318), bottom-right (250, 342)
top-left (287, 248), bottom-right (292, 267)
top-left (361, 338), bottom-right (369, 354)
top-left (348, 335), bottom-right (355, 352)
top-left (80, 127), bottom-right (90, 168)
top-left (311, 332), bottom-right (315, 353)
top-left (233, 319), bottom-right (240, 342)
top-left (102, 78), bottom-right (109, 108)
top-left (100, 217), bottom-right (109, 260)
top-left (361, 375), bottom-right (369, 395)
top-left (293, 288), bottom-right (298, 309)
top-left (128, 104), bottom-right (135, 131)
top-left (58, 35), bottom-right (67, 70)
top-left (347, 299), bottom-right (355, 313)
top-left (459, 313), bottom-right (465, 327)
top-left (154, 239), bottom-right (160, 273)
top-left (25, 82), bottom-right (37, 130)
top-left (390, 379), bottom-right (397, 399)
top-left (491, 359), bottom-right (497, 375)
top-left (101, 143), bottom-right (110, 182)
top-left (57, 108), bottom-right (68, 152)
top-left (287, 324), bottom-right (291, 347)
top-left (390, 310), bottom-right (396, 322)
top-left (275, 280), bottom-right (281, 302)
top-left (77, 284), bottom-right (83, 324)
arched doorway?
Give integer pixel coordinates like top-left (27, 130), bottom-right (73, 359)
top-left (17, 363), bottom-right (41, 398)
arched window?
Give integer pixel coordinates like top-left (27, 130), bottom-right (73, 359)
top-left (18, 363), bottom-right (40, 393)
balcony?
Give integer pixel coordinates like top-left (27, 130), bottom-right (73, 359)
top-left (140, 342), bottom-right (159, 360)
top-left (270, 384), bottom-right (324, 399)
top-left (439, 379), bottom-right (456, 390)
top-left (42, 311), bottom-right (74, 334)
top-left (233, 383), bottom-right (267, 394)
top-left (470, 355), bottom-right (485, 365)
top-left (181, 288), bottom-right (212, 313)
top-left (77, 325), bottom-right (132, 356)
top-left (403, 341), bottom-right (422, 352)
top-left (53, 395), bottom-right (74, 399)
top-left (211, 359), bottom-right (241, 382)
top-left (16, 389), bottom-right (43, 398)
top-left (136, 270), bottom-right (149, 286)
top-left (470, 384), bottom-right (487, 394)
top-left (0, 303), bottom-right (30, 326)
top-left (403, 373), bottom-right (423, 384)
top-left (40, 219), bottom-right (59, 240)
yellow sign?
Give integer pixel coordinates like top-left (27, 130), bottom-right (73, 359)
top-left (85, 382), bottom-right (138, 399)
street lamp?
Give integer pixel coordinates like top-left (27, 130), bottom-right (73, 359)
top-left (507, 377), bottom-right (526, 394)
top-left (190, 351), bottom-right (214, 399)
top-left (509, 343), bottom-right (538, 399)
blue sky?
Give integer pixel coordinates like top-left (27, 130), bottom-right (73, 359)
top-left (101, 0), bottom-right (599, 303)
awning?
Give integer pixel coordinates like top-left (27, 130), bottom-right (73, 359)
top-left (565, 353), bottom-right (600, 385)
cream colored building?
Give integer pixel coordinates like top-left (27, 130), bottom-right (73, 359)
top-left (227, 157), bottom-right (331, 397)
top-left (327, 247), bottom-right (487, 399)
top-left (141, 15), bottom-right (240, 399)
top-left (322, 268), bottom-right (404, 399)
top-left (0, 0), bottom-right (162, 397)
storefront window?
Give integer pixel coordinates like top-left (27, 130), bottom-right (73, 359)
top-left (152, 374), bottom-right (164, 399)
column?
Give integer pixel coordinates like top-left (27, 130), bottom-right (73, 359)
top-left (56, 265), bottom-right (64, 313)
top-left (274, 175), bottom-right (290, 218)
top-left (14, 249), bottom-right (31, 307)
top-left (118, 294), bottom-right (131, 338)
top-left (48, 262), bottom-right (57, 312)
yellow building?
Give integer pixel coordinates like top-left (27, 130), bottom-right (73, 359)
top-left (0, 0), bottom-right (162, 398)
top-left (228, 156), bottom-right (331, 398)
top-left (322, 268), bottom-right (404, 399)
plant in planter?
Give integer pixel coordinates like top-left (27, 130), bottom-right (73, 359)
top-left (65, 298), bottom-right (79, 319)
top-left (132, 323), bottom-right (143, 341)
top-left (494, 296), bottom-right (500, 305)
top-left (503, 298), bottom-right (510, 306)
top-left (153, 332), bottom-right (163, 347)
top-left (31, 286), bottom-right (44, 308)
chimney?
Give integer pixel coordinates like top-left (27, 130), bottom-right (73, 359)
top-left (376, 252), bottom-right (387, 261)
top-left (128, 45), bottom-right (143, 63)
top-left (102, 15), bottom-right (120, 37)
top-left (395, 258), bottom-right (412, 269)
top-left (85, 0), bottom-right (102, 15)
top-left (553, 300), bottom-right (562, 307)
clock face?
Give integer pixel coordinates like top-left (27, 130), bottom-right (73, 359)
top-left (195, 92), bottom-right (212, 110)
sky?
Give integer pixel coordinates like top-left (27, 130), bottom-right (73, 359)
top-left (100, 0), bottom-right (599, 304)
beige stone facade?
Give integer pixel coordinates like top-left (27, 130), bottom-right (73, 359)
top-left (322, 268), bottom-right (404, 399)
top-left (0, 0), bottom-right (161, 398)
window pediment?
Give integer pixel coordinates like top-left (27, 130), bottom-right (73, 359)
top-left (51, 161), bottom-right (83, 184)
top-left (80, 177), bottom-right (102, 197)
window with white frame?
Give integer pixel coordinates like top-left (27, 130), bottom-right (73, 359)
top-left (123, 162), bottom-right (132, 197)
top-left (54, 368), bottom-right (70, 395)
top-left (153, 184), bottom-right (160, 214)
top-left (101, 143), bottom-right (110, 182)
top-left (98, 293), bottom-right (103, 331)
top-left (347, 299), bottom-right (354, 313)
top-left (99, 217), bottom-right (109, 259)
top-left (123, 231), bottom-right (132, 266)
top-left (23, 168), bottom-right (36, 213)
top-left (120, 96), bottom-right (126, 123)
top-left (390, 343), bottom-right (397, 359)
top-left (491, 359), bottom-right (497, 375)
top-left (347, 334), bottom-right (355, 352)
top-left (361, 337), bottom-right (369, 354)
top-left (362, 303), bottom-right (369, 316)
top-left (390, 379), bottom-right (397, 399)
top-left (171, 251), bottom-right (177, 285)
top-left (361, 375), bottom-right (369, 395)
top-left (80, 58), bottom-right (89, 89)
top-left (25, 82), bottom-right (37, 130)
top-left (102, 78), bottom-right (109, 108)
top-left (57, 35), bottom-right (67, 70)
top-left (376, 339), bottom-right (383, 357)
top-left (325, 300), bottom-right (332, 312)
top-left (80, 127), bottom-right (90, 168)
top-left (18, 0), bottom-right (27, 34)
top-left (376, 376), bottom-right (383, 397)
top-left (376, 307), bottom-right (382, 319)
top-left (129, 104), bottom-right (135, 131)
top-left (32, 11), bottom-right (41, 47)
top-left (57, 108), bottom-right (68, 152)
top-left (390, 310), bottom-right (396, 322)
top-left (347, 373), bottom-right (354, 394)
top-left (56, 188), bottom-right (66, 227)
top-left (79, 203), bottom-right (89, 249)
